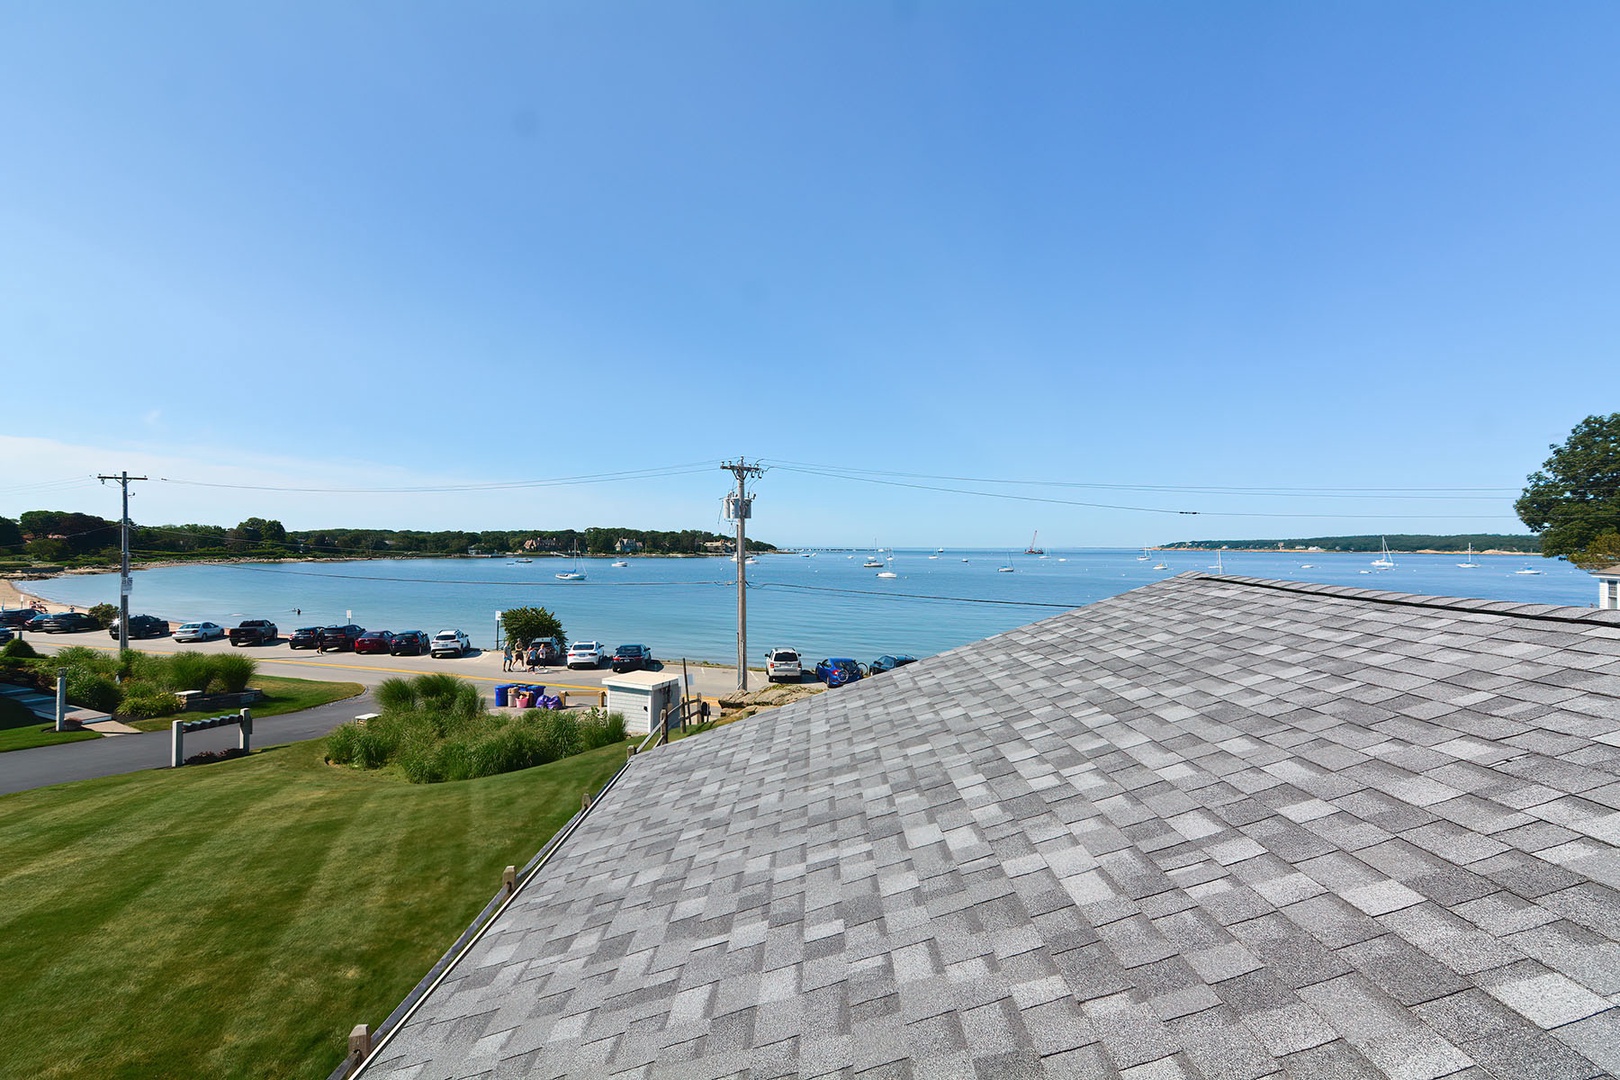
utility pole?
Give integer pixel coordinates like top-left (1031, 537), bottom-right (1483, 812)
top-left (96, 472), bottom-right (148, 653)
top-left (721, 458), bottom-right (763, 694)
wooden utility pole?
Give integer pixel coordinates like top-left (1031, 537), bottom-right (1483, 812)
top-left (720, 459), bottom-right (763, 694)
top-left (96, 471), bottom-right (148, 652)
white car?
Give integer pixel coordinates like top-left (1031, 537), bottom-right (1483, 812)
top-left (566, 640), bottom-right (607, 669)
top-left (173, 621), bottom-right (224, 643)
top-left (430, 629), bottom-right (471, 658)
top-left (764, 647), bottom-right (802, 683)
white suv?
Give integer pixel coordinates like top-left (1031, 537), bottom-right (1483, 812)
top-left (765, 647), bottom-right (802, 682)
top-left (431, 629), bottom-right (471, 658)
top-left (566, 640), bottom-right (607, 669)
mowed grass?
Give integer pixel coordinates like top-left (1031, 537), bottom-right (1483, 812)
top-left (0, 694), bottom-right (99, 752)
top-left (0, 737), bottom-right (629, 1078)
top-left (126, 674), bottom-right (365, 732)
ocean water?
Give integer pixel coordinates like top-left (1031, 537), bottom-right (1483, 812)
top-left (22, 549), bottom-right (1601, 666)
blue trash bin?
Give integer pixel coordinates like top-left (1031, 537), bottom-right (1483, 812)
top-left (494, 684), bottom-right (514, 707)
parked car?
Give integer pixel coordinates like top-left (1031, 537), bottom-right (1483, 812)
top-left (0, 627), bottom-right (12, 645)
top-left (389, 630), bottom-right (431, 656)
top-left (174, 621), bottom-right (225, 643)
top-left (814, 658), bottom-right (867, 688)
top-left (317, 624), bottom-right (366, 651)
top-left (764, 647), bottom-right (802, 682)
top-left (108, 614), bottom-right (169, 640)
top-left (228, 619), bottom-right (279, 646)
top-left (288, 626), bottom-right (322, 650)
top-left (0, 609), bottom-right (37, 629)
top-left (610, 644), bottom-right (656, 673)
top-left (354, 630), bottom-right (395, 655)
top-left (566, 640), bottom-right (607, 669)
top-left (39, 611), bottom-right (100, 633)
top-left (869, 654), bottom-right (919, 675)
top-left (519, 636), bottom-right (562, 666)
top-left (431, 629), bottom-right (471, 658)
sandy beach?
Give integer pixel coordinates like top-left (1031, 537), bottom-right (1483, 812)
top-left (0, 577), bottom-right (59, 613)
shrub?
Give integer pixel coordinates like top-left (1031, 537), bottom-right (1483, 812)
top-left (210, 654), bottom-right (257, 694)
top-left (2, 636), bottom-right (39, 659)
top-left (500, 606), bottom-right (567, 652)
top-left (578, 709), bottom-right (627, 750)
top-left (65, 669), bottom-right (120, 713)
top-left (52, 646), bottom-right (117, 676)
top-left (117, 688), bottom-right (182, 720)
top-left (87, 603), bottom-right (119, 629)
top-left (165, 652), bottom-right (215, 693)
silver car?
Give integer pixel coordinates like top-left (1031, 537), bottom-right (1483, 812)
top-left (173, 621), bottom-right (224, 643)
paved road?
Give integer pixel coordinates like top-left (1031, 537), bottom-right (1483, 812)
top-left (0, 695), bottom-right (369, 797)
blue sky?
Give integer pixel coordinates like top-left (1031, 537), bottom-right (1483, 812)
top-left (3, 2), bottom-right (1616, 548)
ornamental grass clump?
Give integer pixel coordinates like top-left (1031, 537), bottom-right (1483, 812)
top-left (327, 674), bottom-right (627, 783)
top-left (210, 653), bottom-right (257, 694)
top-left (165, 651), bottom-right (215, 694)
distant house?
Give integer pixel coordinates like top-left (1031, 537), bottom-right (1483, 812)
top-left (353, 573), bottom-right (1620, 1079)
top-left (1596, 564), bottom-right (1620, 610)
top-left (614, 538), bottom-right (643, 554)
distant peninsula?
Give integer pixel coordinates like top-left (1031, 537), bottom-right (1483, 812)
top-left (1161, 533), bottom-right (1540, 554)
top-left (0, 510), bottom-right (777, 573)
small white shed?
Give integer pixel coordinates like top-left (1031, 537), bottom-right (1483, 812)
top-left (602, 670), bottom-right (684, 736)
top-left (1596, 564), bottom-right (1620, 610)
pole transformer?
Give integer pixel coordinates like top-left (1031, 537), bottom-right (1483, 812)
top-left (721, 458), bottom-right (763, 694)
top-left (96, 471), bottom-right (148, 652)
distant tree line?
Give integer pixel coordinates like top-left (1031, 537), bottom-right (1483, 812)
top-left (0, 511), bottom-right (775, 567)
top-left (1162, 534), bottom-right (1541, 553)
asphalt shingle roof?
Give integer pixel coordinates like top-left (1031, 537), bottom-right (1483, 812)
top-left (359, 573), bottom-right (1620, 1079)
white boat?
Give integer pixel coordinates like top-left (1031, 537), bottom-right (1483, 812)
top-left (1153, 558), bottom-right (1168, 570)
top-left (610, 560), bottom-right (628, 568)
top-left (998, 565), bottom-right (1015, 573)
top-left (555, 570), bottom-right (587, 581)
top-left (1514, 566), bottom-right (1544, 575)
top-left (1210, 550), bottom-right (1224, 575)
top-left (862, 557), bottom-right (883, 568)
top-left (1138, 548), bottom-right (1150, 561)
top-left (1457, 544), bottom-right (1480, 568)
top-left (876, 568), bottom-right (898, 579)
top-left (1371, 537), bottom-right (1396, 569)
top-left (1300, 563), bottom-right (1315, 569)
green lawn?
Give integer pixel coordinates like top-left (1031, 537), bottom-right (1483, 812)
top-left (126, 674), bottom-right (365, 732)
top-left (0, 694), bottom-right (99, 752)
top-left (0, 737), bottom-right (629, 1078)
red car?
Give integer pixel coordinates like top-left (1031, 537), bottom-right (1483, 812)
top-left (353, 630), bottom-right (395, 655)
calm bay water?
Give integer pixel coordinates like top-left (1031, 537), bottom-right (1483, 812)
top-left (24, 549), bottom-right (1600, 665)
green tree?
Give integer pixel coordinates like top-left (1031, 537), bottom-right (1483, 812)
top-left (500, 606), bottom-right (566, 649)
top-left (0, 516), bottom-right (21, 551)
top-left (1516, 414), bottom-right (1620, 566)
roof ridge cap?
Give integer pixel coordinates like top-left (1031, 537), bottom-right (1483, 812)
top-left (1183, 571), bottom-right (1617, 626)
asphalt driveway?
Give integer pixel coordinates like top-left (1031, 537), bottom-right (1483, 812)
top-left (0, 694), bottom-right (369, 797)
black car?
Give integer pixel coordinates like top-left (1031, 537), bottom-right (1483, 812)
top-left (610, 644), bottom-right (656, 673)
top-left (0, 609), bottom-right (37, 629)
top-left (108, 614), bottom-right (169, 640)
top-left (389, 630), bottom-right (431, 656)
top-left (40, 612), bottom-right (99, 633)
top-left (289, 626), bottom-right (322, 650)
top-left (869, 654), bottom-right (919, 675)
top-left (317, 624), bottom-right (366, 651)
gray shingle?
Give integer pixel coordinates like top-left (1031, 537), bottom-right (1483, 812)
top-left (356, 575), bottom-right (1620, 1079)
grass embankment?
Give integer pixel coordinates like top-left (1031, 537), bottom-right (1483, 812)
top-left (0, 696), bottom-right (100, 752)
top-left (0, 737), bottom-right (629, 1078)
top-left (125, 674), bottom-right (365, 733)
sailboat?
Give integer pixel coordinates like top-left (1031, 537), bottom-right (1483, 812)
top-left (1153, 555), bottom-right (1169, 571)
top-left (555, 551), bottom-right (587, 580)
top-left (1457, 543), bottom-right (1480, 569)
top-left (1514, 565), bottom-right (1544, 575)
top-left (1210, 550), bottom-right (1224, 575)
top-left (1371, 537), bottom-right (1396, 570)
top-left (1138, 547), bottom-right (1150, 561)
top-left (862, 541), bottom-right (884, 569)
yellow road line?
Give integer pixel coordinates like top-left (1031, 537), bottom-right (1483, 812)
top-left (254, 656), bottom-right (604, 691)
